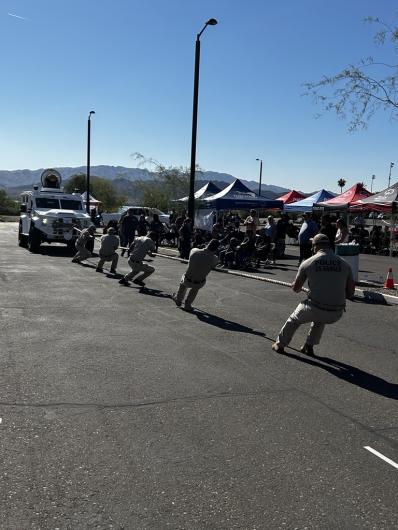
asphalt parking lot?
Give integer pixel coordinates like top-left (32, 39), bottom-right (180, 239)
top-left (0, 222), bottom-right (397, 529)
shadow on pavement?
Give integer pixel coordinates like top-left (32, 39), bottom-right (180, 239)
top-left (265, 336), bottom-right (397, 400)
top-left (35, 245), bottom-right (74, 257)
top-left (193, 309), bottom-right (265, 337)
top-left (139, 287), bottom-right (173, 299)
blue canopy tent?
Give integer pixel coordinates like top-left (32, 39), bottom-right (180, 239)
top-left (177, 181), bottom-right (221, 202)
top-left (202, 179), bottom-right (283, 210)
top-left (284, 189), bottom-right (336, 213)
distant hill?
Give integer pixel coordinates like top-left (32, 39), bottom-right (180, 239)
top-left (0, 165), bottom-right (289, 200)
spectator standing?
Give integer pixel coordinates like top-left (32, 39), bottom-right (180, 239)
top-left (272, 234), bottom-right (355, 356)
top-left (119, 208), bottom-right (138, 256)
top-left (275, 214), bottom-right (290, 258)
top-left (244, 209), bottom-right (258, 236)
top-left (298, 212), bottom-right (318, 264)
top-left (175, 211), bottom-right (186, 232)
top-left (149, 213), bottom-right (164, 252)
top-left (319, 214), bottom-right (337, 251)
top-left (264, 215), bottom-right (277, 263)
top-left (179, 218), bottom-right (193, 259)
top-left (137, 214), bottom-right (149, 237)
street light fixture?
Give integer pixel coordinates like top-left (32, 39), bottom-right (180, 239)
top-left (86, 110), bottom-right (95, 214)
top-left (388, 161), bottom-right (394, 188)
top-left (187, 18), bottom-right (218, 223)
top-left (371, 174), bottom-right (376, 193)
top-left (256, 158), bottom-right (263, 196)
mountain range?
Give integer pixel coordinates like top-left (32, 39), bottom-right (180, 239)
top-left (0, 165), bottom-right (289, 199)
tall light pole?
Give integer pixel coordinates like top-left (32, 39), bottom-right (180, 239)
top-left (388, 161), bottom-right (394, 188)
top-left (188, 18), bottom-right (218, 223)
top-left (86, 110), bottom-right (95, 214)
top-left (371, 174), bottom-right (376, 193)
top-left (256, 158), bottom-right (263, 196)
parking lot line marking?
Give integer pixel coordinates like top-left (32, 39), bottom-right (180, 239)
top-left (364, 446), bottom-right (398, 470)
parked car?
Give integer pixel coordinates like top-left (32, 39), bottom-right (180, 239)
top-left (118, 206), bottom-right (170, 224)
top-left (101, 206), bottom-right (170, 228)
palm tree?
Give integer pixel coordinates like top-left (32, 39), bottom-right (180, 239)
top-left (337, 178), bottom-right (346, 194)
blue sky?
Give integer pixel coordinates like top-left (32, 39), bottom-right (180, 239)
top-left (1, 0), bottom-right (397, 192)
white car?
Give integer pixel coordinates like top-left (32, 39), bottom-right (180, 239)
top-left (101, 206), bottom-right (171, 227)
top-left (118, 206), bottom-right (170, 224)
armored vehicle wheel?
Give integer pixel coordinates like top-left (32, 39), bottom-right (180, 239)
top-left (18, 223), bottom-right (28, 248)
top-left (27, 227), bottom-right (41, 253)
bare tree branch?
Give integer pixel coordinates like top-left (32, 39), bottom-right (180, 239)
top-left (303, 16), bottom-right (398, 130)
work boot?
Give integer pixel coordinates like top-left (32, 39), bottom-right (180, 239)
top-left (300, 343), bottom-right (315, 356)
top-left (271, 342), bottom-right (285, 354)
top-left (172, 293), bottom-right (181, 307)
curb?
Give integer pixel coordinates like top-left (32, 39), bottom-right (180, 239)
top-left (156, 251), bottom-right (398, 306)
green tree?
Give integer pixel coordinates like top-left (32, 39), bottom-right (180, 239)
top-left (337, 178), bottom-right (346, 193)
top-left (304, 16), bottom-right (398, 131)
top-left (131, 153), bottom-right (193, 211)
top-left (64, 174), bottom-right (126, 212)
top-left (0, 189), bottom-right (18, 214)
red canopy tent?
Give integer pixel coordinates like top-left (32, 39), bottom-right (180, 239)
top-left (277, 190), bottom-right (306, 204)
top-left (315, 183), bottom-right (372, 210)
top-left (350, 182), bottom-right (398, 213)
top-left (350, 183), bottom-right (398, 256)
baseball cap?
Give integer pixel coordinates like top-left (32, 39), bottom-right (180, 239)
top-left (312, 234), bottom-right (330, 246)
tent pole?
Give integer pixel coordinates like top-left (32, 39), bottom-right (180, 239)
top-left (390, 214), bottom-right (395, 257)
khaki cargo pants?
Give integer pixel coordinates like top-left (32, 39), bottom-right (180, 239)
top-left (277, 301), bottom-right (343, 347)
top-left (125, 259), bottom-right (155, 282)
top-left (176, 274), bottom-right (206, 307)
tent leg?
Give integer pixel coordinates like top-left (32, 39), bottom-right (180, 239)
top-left (390, 215), bottom-right (396, 257)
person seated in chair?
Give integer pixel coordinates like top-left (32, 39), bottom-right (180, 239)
top-left (236, 232), bottom-right (256, 269)
top-left (219, 237), bottom-right (239, 268)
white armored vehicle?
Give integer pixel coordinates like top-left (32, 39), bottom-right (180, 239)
top-left (18, 169), bottom-right (92, 252)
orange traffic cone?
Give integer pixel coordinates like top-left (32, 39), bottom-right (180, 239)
top-left (384, 268), bottom-right (395, 289)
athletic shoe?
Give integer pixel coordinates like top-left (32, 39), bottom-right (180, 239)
top-left (183, 304), bottom-right (194, 312)
top-left (272, 342), bottom-right (285, 354)
top-left (71, 258), bottom-right (80, 263)
top-left (96, 268), bottom-right (103, 273)
top-left (110, 268), bottom-right (117, 275)
top-left (133, 279), bottom-right (146, 287)
top-left (119, 278), bottom-right (129, 285)
top-left (300, 344), bottom-right (315, 356)
top-left (172, 293), bottom-right (181, 307)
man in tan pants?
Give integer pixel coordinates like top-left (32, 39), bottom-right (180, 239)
top-left (72, 225), bottom-right (96, 263)
top-left (172, 239), bottom-right (219, 311)
top-left (96, 227), bottom-right (119, 274)
top-left (119, 232), bottom-right (157, 287)
top-left (272, 234), bottom-right (355, 356)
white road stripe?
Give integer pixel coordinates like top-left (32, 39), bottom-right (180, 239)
top-left (364, 446), bottom-right (398, 470)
